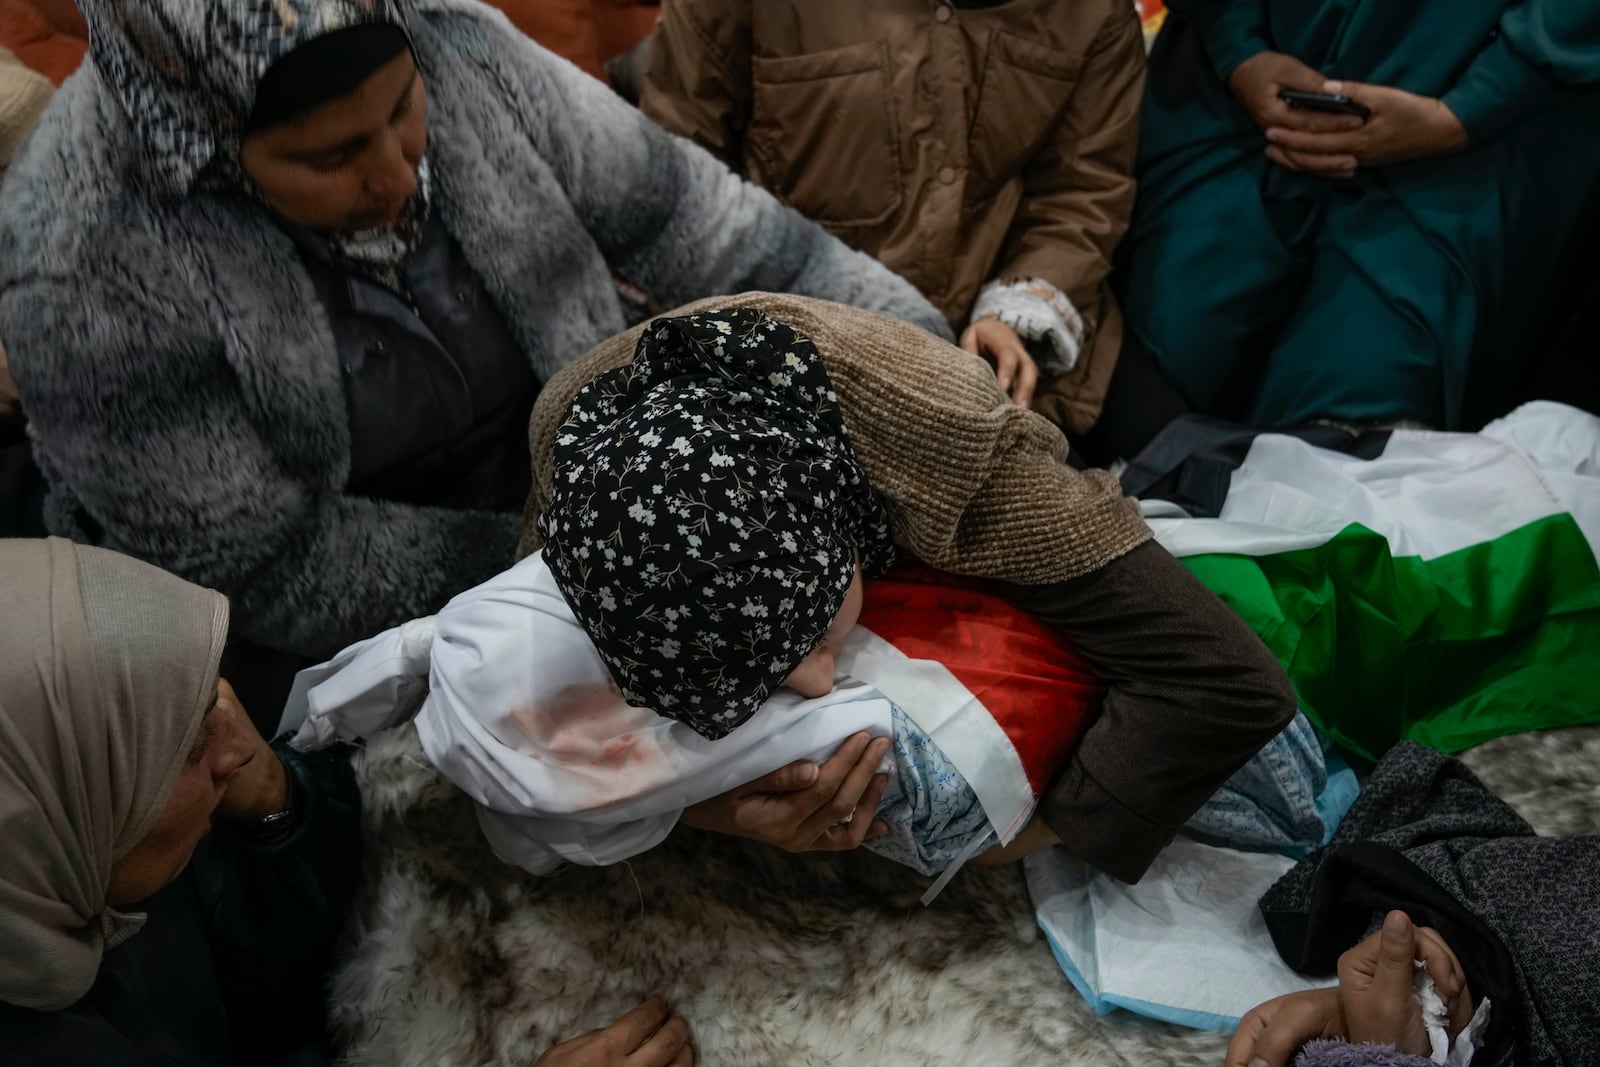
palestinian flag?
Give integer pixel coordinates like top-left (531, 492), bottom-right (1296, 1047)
top-left (851, 562), bottom-right (1105, 844)
top-left (1124, 402), bottom-right (1600, 762)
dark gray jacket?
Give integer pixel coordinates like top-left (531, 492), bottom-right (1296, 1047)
top-left (1264, 741), bottom-right (1600, 1067)
top-left (0, 1), bottom-right (946, 657)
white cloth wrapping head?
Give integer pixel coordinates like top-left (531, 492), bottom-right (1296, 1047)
top-left (284, 552), bottom-right (895, 874)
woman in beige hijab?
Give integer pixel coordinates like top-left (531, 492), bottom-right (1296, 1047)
top-left (0, 538), bottom-right (694, 1067)
top-left (0, 537), bottom-right (361, 1063)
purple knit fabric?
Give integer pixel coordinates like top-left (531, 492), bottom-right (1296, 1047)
top-left (1294, 1039), bottom-right (1439, 1067)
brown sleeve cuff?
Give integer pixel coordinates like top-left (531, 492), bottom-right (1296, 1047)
top-left (1037, 754), bottom-right (1177, 884)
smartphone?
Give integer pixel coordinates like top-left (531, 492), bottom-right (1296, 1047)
top-left (1278, 89), bottom-right (1371, 121)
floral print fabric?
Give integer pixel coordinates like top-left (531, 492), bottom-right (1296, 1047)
top-left (539, 308), bottom-right (895, 740)
top-left (868, 705), bottom-right (991, 876)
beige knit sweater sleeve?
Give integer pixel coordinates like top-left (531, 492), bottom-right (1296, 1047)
top-left (518, 293), bottom-right (1150, 579)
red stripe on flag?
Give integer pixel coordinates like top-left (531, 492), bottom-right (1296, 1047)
top-left (860, 562), bottom-right (1104, 794)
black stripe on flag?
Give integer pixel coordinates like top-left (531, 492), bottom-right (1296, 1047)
top-left (1120, 415), bottom-right (1393, 519)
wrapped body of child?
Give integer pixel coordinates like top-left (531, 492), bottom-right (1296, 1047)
top-left (285, 549), bottom-right (1329, 889)
top-left (287, 551), bottom-right (1100, 880)
top-left (288, 306), bottom-right (1327, 888)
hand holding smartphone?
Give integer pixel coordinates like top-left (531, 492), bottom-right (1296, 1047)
top-left (1278, 89), bottom-right (1371, 121)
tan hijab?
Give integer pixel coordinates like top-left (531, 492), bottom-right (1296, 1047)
top-left (0, 538), bottom-right (228, 1010)
top-left (0, 45), bottom-right (51, 178)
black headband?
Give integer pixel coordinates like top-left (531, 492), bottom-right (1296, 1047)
top-left (247, 23), bottom-right (412, 133)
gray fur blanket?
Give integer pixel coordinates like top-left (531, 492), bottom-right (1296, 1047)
top-left (330, 726), bottom-right (1600, 1066)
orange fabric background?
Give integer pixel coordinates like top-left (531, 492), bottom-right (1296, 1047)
top-left (0, 0), bottom-right (658, 87)
top-left (0, 0), bottom-right (86, 86)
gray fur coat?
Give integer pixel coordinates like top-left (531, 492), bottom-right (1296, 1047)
top-left (0, 2), bottom-right (946, 657)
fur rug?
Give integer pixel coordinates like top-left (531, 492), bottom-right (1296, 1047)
top-left (330, 725), bottom-right (1600, 1066)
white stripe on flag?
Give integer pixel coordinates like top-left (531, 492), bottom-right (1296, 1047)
top-left (837, 628), bottom-right (1037, 844)
top-left (1482, 401), bottom-right (1600, 552)
top-left (1147, 422), bottom-right (1569, 562)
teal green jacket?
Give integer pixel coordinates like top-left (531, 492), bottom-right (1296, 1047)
top-left (1162, 0), bottom-right (1600, 143)
top-left (1138, 0), bottom-right (1600, 425)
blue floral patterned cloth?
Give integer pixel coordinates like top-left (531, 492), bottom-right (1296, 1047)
top-left (865, 706), bottom-right (993, 875)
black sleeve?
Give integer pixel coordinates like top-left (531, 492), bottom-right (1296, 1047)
top-left (1255, 742), bottom-right (1592, 1067)
top-left (0, 1002), bottom-right (193, 1066)
top-left (193, 741), bottom-right (364, 1063)
top-left (1262, 842), bottom-right (1520, 1064)
top-left (1001, 540), bottom-right (1298, 882)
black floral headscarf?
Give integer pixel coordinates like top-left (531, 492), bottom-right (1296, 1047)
top-left (539, 308), bottom-right (895, 740)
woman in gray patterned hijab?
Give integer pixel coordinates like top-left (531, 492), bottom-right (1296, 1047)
top-left (2, 0), bottom-right (946, 676)
top-left (80, 0), bottom-right (429, 285)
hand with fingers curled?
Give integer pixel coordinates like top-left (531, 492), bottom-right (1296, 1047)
top-left (534, 997), bottom-right (695, 1067)
top-left (679, 731), bottom-right (892, 853)
top-left (1226, 910), bottom-right (1475, 1067)
top-left (1227, 52), bottom-right (1344, 135)
top-left (960, 318), bottom-right (1039, 408)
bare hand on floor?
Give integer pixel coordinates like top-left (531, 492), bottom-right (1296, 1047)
top-left (535, 997), bottom-right (694, 1067)
top-left (1225, 910), bottom-right (1473, 1067)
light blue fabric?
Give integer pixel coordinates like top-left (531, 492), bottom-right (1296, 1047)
top-left (865, 705), bottom-right (992, 876)
top-left (1182, 710), bottom-right (1356, 856)
top-left (1026, 711), bottom-right (1360, 1032)
top-left (868, 707), bottom-right (1353, 876)
top-left (1041, 932), bottom-right (1246, 1034)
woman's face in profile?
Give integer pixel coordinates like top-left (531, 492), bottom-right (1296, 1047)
top-left (783, 564), bottom-right (864, 699)
top-left (105, 679), bottom-right (257, 907)
top-left (239, 49), bottom-right (428, 232)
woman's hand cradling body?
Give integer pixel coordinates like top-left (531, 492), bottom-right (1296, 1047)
top-left (679, 732), bottom-right (891, 852)
top-left (534, 998), bottom-right (694, 1067)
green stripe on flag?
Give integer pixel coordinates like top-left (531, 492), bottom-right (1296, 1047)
top-left (1181, 515), bottom-right (1600, 762)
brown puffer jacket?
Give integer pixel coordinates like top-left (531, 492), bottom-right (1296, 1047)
top-left (640, 0), bottom-right (1145, 433)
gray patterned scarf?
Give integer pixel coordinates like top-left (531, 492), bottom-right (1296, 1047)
top-left (81, 0), bottom-right (432, 284)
